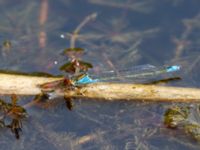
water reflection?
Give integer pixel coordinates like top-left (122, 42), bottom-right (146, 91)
top-left (0, 0), bottom-right (200, 149)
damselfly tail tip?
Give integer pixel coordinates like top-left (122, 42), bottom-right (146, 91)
top-left (166, 65), bottom-right (181, 72)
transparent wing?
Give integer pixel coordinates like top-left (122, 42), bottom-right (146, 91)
top-left (88, 64), bottom-right (180, 83)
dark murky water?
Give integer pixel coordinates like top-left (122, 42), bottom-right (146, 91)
top-left (0, 0), bottom-right (200, 149)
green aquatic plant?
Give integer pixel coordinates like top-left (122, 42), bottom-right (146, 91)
top-left (164, 106), bottom-right (190, 128)
top-left (59, 60), bottom-right (93, 74)
top-left (0, 94), bottom-right (27, 139)
top-left (60, 47), bottom-right (93, 74)
top-left (164, 105), bottom-right (200, 142)
top-left (184, 123), bottom-right (200, 141)
top-left (38, 46), bottom-right (93, 111)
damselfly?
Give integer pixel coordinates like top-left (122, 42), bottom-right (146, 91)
top-left (74, 65), bottom-right (181, 85)
top-left (39, 64), bottom-right (181, 100)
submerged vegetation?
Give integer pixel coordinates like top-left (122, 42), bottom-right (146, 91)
top-left (0, 12), bottom-right (98, 138)
top-left (0, 95), bottom-right (27, 139)
top-left (164, 105), bottom-right (200, 141)
top-left (0, 0), bottom-right (200, 150)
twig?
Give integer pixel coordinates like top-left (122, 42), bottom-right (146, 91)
top-left (70, 13), bottom-right (97, 48)
top-left (39, 0), bottom-right (48, 26)
top-left (0, 73), bottom-right (61, 95)
top-left (39, 0), bottom-right (48, 48)
top-left (0, 73), bottom-right (200, 102)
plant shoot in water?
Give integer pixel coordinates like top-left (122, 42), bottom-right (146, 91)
top-left (0, 94), bottom-right (27, 139)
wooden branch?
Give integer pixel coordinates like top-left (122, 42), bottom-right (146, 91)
top-left (69, 83), bottom-right (200, 102)
top-left (0, 73), bottom-right (200, 102)
top-left (0, 73), bottom-right (61, 95)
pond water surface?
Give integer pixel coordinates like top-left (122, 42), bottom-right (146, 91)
top-left (0, 0), bottom-right (200, 150)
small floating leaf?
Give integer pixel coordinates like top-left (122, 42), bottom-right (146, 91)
top-left (78, 60), bottom-right (93, 69)
top-left (2, 40), bottom-right (12, 49)
top-left (64, 47), bottom-right (84, 52)
top-left (60, 60), bottom-right (93, 74)
top-left (62, 47), bottom-right (84, 58)
top-left (60, 62), bottom-right (76, 73)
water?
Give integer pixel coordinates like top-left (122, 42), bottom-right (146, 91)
top-left (0, 0), bottom-right (200, 149)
